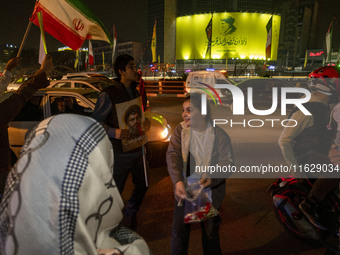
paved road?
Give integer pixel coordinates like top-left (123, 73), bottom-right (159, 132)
top-left (121, 97), bottom-right (328, 255)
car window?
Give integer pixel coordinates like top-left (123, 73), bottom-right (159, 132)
top-left (83, 91), bottom-right (100, 104)
top-left (50, 96), bottom-right (92, 116)
top-left (14, 96), bottom-right (44, 121)
top-left (215, 73), bottom-right (229, 84)
top-left (13, 76), bottom-right (31, 84)
top-left (92, 82), bottom-right (112, 90)
top-left (52, 82), bottom-right (72, 88)
top-left (75, 82), bottom-right (90, 89)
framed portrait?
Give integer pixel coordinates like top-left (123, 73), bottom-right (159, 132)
top-left (116, 97), bottom-right (148, 152)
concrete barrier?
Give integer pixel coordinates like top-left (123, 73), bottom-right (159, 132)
top-left (144, 80), bottom-right (186, 96)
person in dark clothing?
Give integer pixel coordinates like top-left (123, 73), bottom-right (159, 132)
top-left (279, 66), bottom-right (340, 230)
top-left (51, 98), bottom-right (66, 115)
top-left (63, 96), bottom-right (84, 114)
top-left (91, 54), bottom-right (147, 230)
top-left (0, 55), bottom-right (53, 196)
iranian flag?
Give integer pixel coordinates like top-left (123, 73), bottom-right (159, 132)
top-left (265, 16), bottom-right (273, 60)
top-left (88, 39), bottom-right (94, 65)
top-left (30, 0), bottom-right (112, 50)
top-left (325, 19), bottom-right (334, 63)
top-left (205, 17), bottom-right (212, 59)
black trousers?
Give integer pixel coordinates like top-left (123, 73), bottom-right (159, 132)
top-left (300, 151), bottom-right (339, 202)
top-left (113, 150), bottom-right (148, 216)
top-left (171, 200), bottom-right (222, 255)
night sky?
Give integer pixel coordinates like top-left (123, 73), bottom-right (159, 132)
top-left (1, 1), bottom-right (339, 54)
top-left (0, 0), bottom-right (148, 51)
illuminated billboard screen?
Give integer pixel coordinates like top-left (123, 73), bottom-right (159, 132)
top-left (176, 13), bottom-right (280, 61)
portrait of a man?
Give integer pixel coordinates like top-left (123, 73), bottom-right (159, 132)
top-left (116, 98), bottom-right (148, 152)
top-left (124, 104), bottom-right (143, 138)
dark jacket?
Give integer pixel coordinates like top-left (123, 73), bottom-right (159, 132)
top-left (0, 70), bottom-right (49, 170)
top-left (166, 123), bottom-right (234, 209)
top-left (103, 79), bottom-right (140, 154)
top-left (292, 102), bottom-right (336, 162)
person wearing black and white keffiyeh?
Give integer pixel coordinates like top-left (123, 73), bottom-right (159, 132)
top-left (0, 114), bottom-right (151, 255)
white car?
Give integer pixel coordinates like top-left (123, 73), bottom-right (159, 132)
top-left (185, 71), bottom-right (235, 100)
top-left (7, 75), bottom-right (33, 91)
top-left (4, 88), bottom-right (171, 160)
top-left (48, 77), bottom-right (113, 92)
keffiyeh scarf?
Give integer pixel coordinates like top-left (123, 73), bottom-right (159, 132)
top-left (0, 114), bottom-right (149, 255)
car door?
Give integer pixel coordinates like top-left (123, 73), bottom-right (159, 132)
top-left (46, 93), bottom-right (95, 117)
top-left (8, 95), bottom-right (45, 158)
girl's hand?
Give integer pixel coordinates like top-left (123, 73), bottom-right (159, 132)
top-left (175, 181), bottom-right (186, 200)
top-left (199, 174), bottom-right (212, 188)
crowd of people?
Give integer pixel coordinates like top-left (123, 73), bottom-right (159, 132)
top-left (0, 53), bottom-right (339, 255)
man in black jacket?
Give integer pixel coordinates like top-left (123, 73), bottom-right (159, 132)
top-left (91, 54), bottom-right (147, 230)
top-left (0, 55), bottom-right (53, 195)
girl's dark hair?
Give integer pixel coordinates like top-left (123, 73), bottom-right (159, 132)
top-left (184, 93), bottom-right (211, 121)
top-left (114, 54), bottom-right (134, 79)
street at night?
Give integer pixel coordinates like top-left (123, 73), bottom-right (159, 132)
top-left (1, 0), bottom-right (340, 254)
top-left (120, 96), bottom-right (328, 255)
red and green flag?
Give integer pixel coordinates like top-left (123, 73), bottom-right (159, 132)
top-left (30, 0), bottom-right (112, 50)
top-left (205, 17), bottom-right (213, 59)
top-left (325, 19), bottom-right (334, 63)
top-left (88, 40), bottom-right (94, 65)
top-left (265, 16), bottom-right (273, 60)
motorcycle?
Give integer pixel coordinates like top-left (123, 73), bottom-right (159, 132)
top-left (268, 177), bottom-right (340, 254)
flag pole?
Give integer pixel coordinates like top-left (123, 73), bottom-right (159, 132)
top-left (138, 78), bottom-right (148, 187)
top-left (17, 21), bottom-right (32, 57)
top-left (102, 50), bottom-right (105, 69)
top-left (112, 25), bottom-right (117, 67)
top-left (138, 116), bottom-right (148, 188)
top-left (142, 144), bottom-right (148, 187)
top-left (37, 12), bottom-right (48, 54)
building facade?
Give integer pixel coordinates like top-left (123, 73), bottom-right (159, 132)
top-left (148, 0), bottom-right (279, 64)
top-left (148, 0), bottom-right (339, 71)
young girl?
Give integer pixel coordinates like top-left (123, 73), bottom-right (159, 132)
top-left (166, 94), bottom-right (234, 255)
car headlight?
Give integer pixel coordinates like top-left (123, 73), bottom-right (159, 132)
top-left (160, 124), bottom-right (171, 141)
top-left (161, 127), bottom-right (168, 138)
top-left (144, 112), bottom-right (171, 142)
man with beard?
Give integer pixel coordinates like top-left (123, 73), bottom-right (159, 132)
top-left (123, 104), bottom-right (146, 142)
